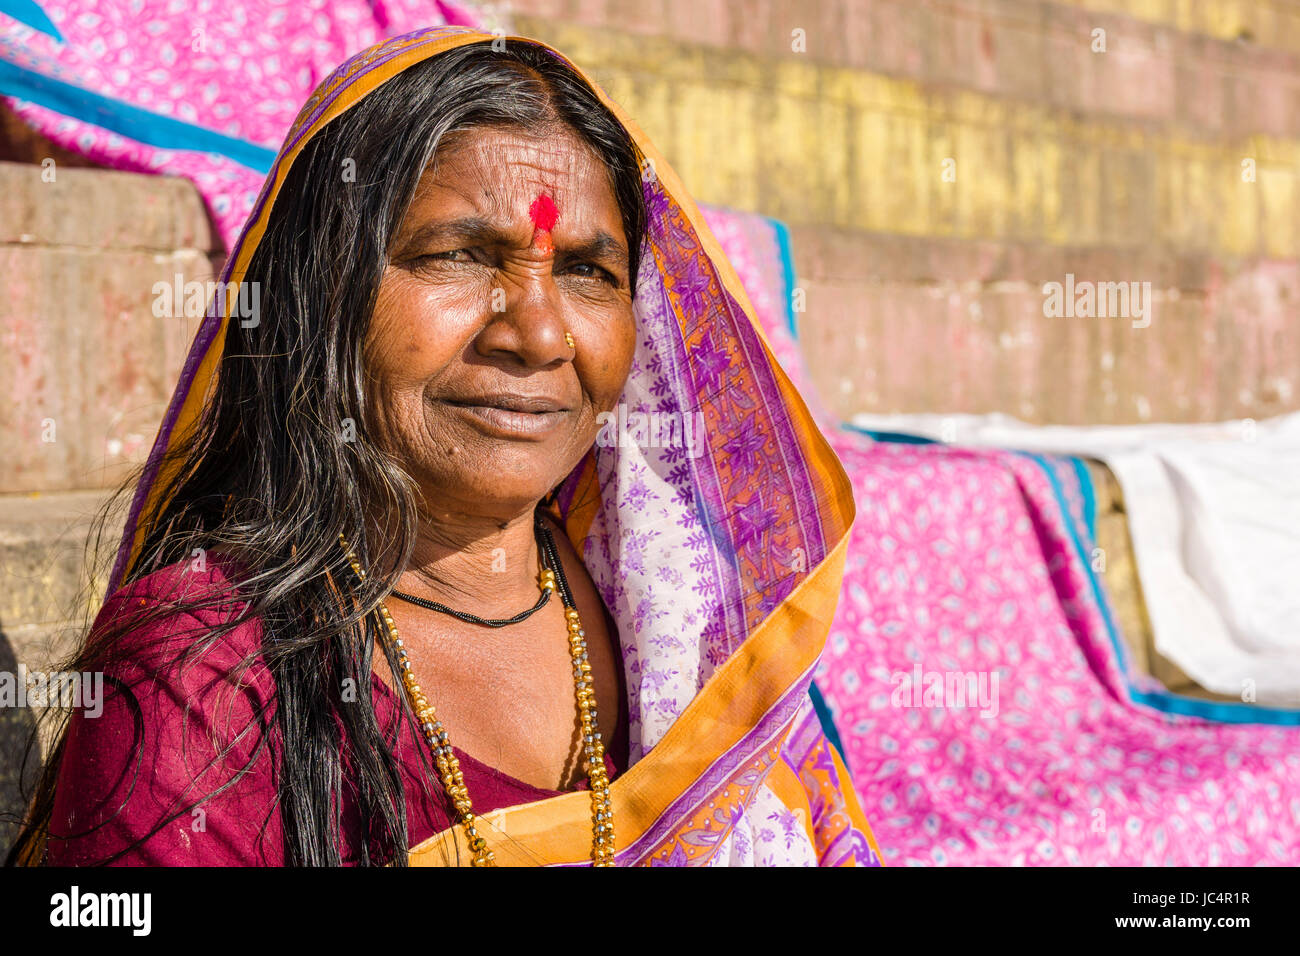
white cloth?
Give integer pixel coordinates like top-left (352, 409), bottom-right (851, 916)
top-left (849, 411), bottom-right (1300, 706)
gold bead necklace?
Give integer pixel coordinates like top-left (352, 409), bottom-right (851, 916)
top-left (338, 523), bottom-right (615, 867)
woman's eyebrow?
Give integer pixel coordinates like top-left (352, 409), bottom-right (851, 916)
top-left (400, 216), bottom-right (499, 247)
top-left (559, 232), bottom-right (628, 269)
top-left (401, 217), bottom-right (627, 266)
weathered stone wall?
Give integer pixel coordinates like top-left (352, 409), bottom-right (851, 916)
top-left (1, 160), bottom-right (217, 667)
top-left (509, 0), bottom-right (1300, 425)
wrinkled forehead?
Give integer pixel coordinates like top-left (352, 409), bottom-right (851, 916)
top-left (408, 124), bottom-right (618, 227)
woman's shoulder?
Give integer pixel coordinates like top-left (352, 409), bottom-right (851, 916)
top-left (84, 551), bottom-right (275, 728)
top-left (93, 550), bottom-right (262, 666)
top-left (47, 552), bottom-right (283, 865)
top-left (100, 549), bottom-right (253, 623)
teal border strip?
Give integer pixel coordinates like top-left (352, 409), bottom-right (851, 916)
top-left (842, 425), bottom-right (936, 444)
top-left (808, 682), bottom-right (849, 772)
top-left (0, 0), bottom-right (63, 42)
top-left (0, 57), bottom-right (276, 172)
top-left (1070, 456), bottom-right (1097, 542)
top-left (769, 217), bottom-right (800, 340)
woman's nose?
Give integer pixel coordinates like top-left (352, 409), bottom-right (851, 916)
top-left (473, 274), bottom-right (571, 367)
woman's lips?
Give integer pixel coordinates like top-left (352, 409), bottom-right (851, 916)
top-left (442, 395), bottom-right (571, 438)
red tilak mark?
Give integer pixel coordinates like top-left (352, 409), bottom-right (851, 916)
top-left (529, 194), bottom-right (559, 231)
top-left (529, 193), bottom-right (559, 256)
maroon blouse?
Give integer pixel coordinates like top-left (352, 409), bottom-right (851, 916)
top-left (44, 556), bottom-right (627, 866)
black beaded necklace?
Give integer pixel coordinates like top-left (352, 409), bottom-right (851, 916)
top-left (388, 514), bottom-right (570, 627)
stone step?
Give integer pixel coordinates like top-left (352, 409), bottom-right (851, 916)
top-left (0, 489), bottom-right (120, 840)
top-left (0, 490), bottom-right (120, 675)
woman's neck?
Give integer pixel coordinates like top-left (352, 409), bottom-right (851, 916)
top-left (394, 506), bottom-right (546, 616)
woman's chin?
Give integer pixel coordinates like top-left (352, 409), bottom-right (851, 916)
top-left (419, 447), bottom-right (582, 517)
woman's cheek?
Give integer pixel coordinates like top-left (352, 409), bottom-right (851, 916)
top-left (607, 309), bottom-right (637, 400)
top-left (373, 273), bottom-right (479, 378)
top-left (579, 339), bottom-right (633, 416)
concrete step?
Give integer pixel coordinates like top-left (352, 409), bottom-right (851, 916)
top-left (0, 160), bottom-right (220, 495)
top-left (0, 489), bottom-right (120, 674)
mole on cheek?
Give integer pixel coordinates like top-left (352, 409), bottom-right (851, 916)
top-left (529, 194), bottom-right (559, 256)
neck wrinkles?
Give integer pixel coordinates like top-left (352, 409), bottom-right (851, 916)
top-left (394, 506), bottom-right (545, 615)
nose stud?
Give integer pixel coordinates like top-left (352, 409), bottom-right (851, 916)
top-left (565, 331), bottom-right (575, 349)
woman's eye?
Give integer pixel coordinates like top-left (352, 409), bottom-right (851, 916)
top-left (567, 262), bottom-right (615, 283)
top-left (408, 249), bottom-right (480, 274)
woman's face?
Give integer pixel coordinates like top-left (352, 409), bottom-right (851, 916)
top-left (364, 124), bottom-right (636, 521)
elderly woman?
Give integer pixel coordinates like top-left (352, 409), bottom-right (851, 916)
top-left (10, 27), bottom-right (879, 867)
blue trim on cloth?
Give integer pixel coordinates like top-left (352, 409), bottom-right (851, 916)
top-left (0, 58), bottom-right (276, 171)
top-left (809, 682), bottom-right (850, 772)
top-left (769, 217), bottom-right (801, 340)
top-left (842, 424), bottom-right (937, 444)
top-left (1070, 456), bottom-right (1097, 542)
top-left (1014, 449), bottom-right (1300, 726)
top-left (0, 0), bottom-right (63, 42)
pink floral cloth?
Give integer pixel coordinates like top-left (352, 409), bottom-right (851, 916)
top-left (1, 0), bottom-right (481, 248)
top-left (703, 207), bottom-right (1300, 866)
